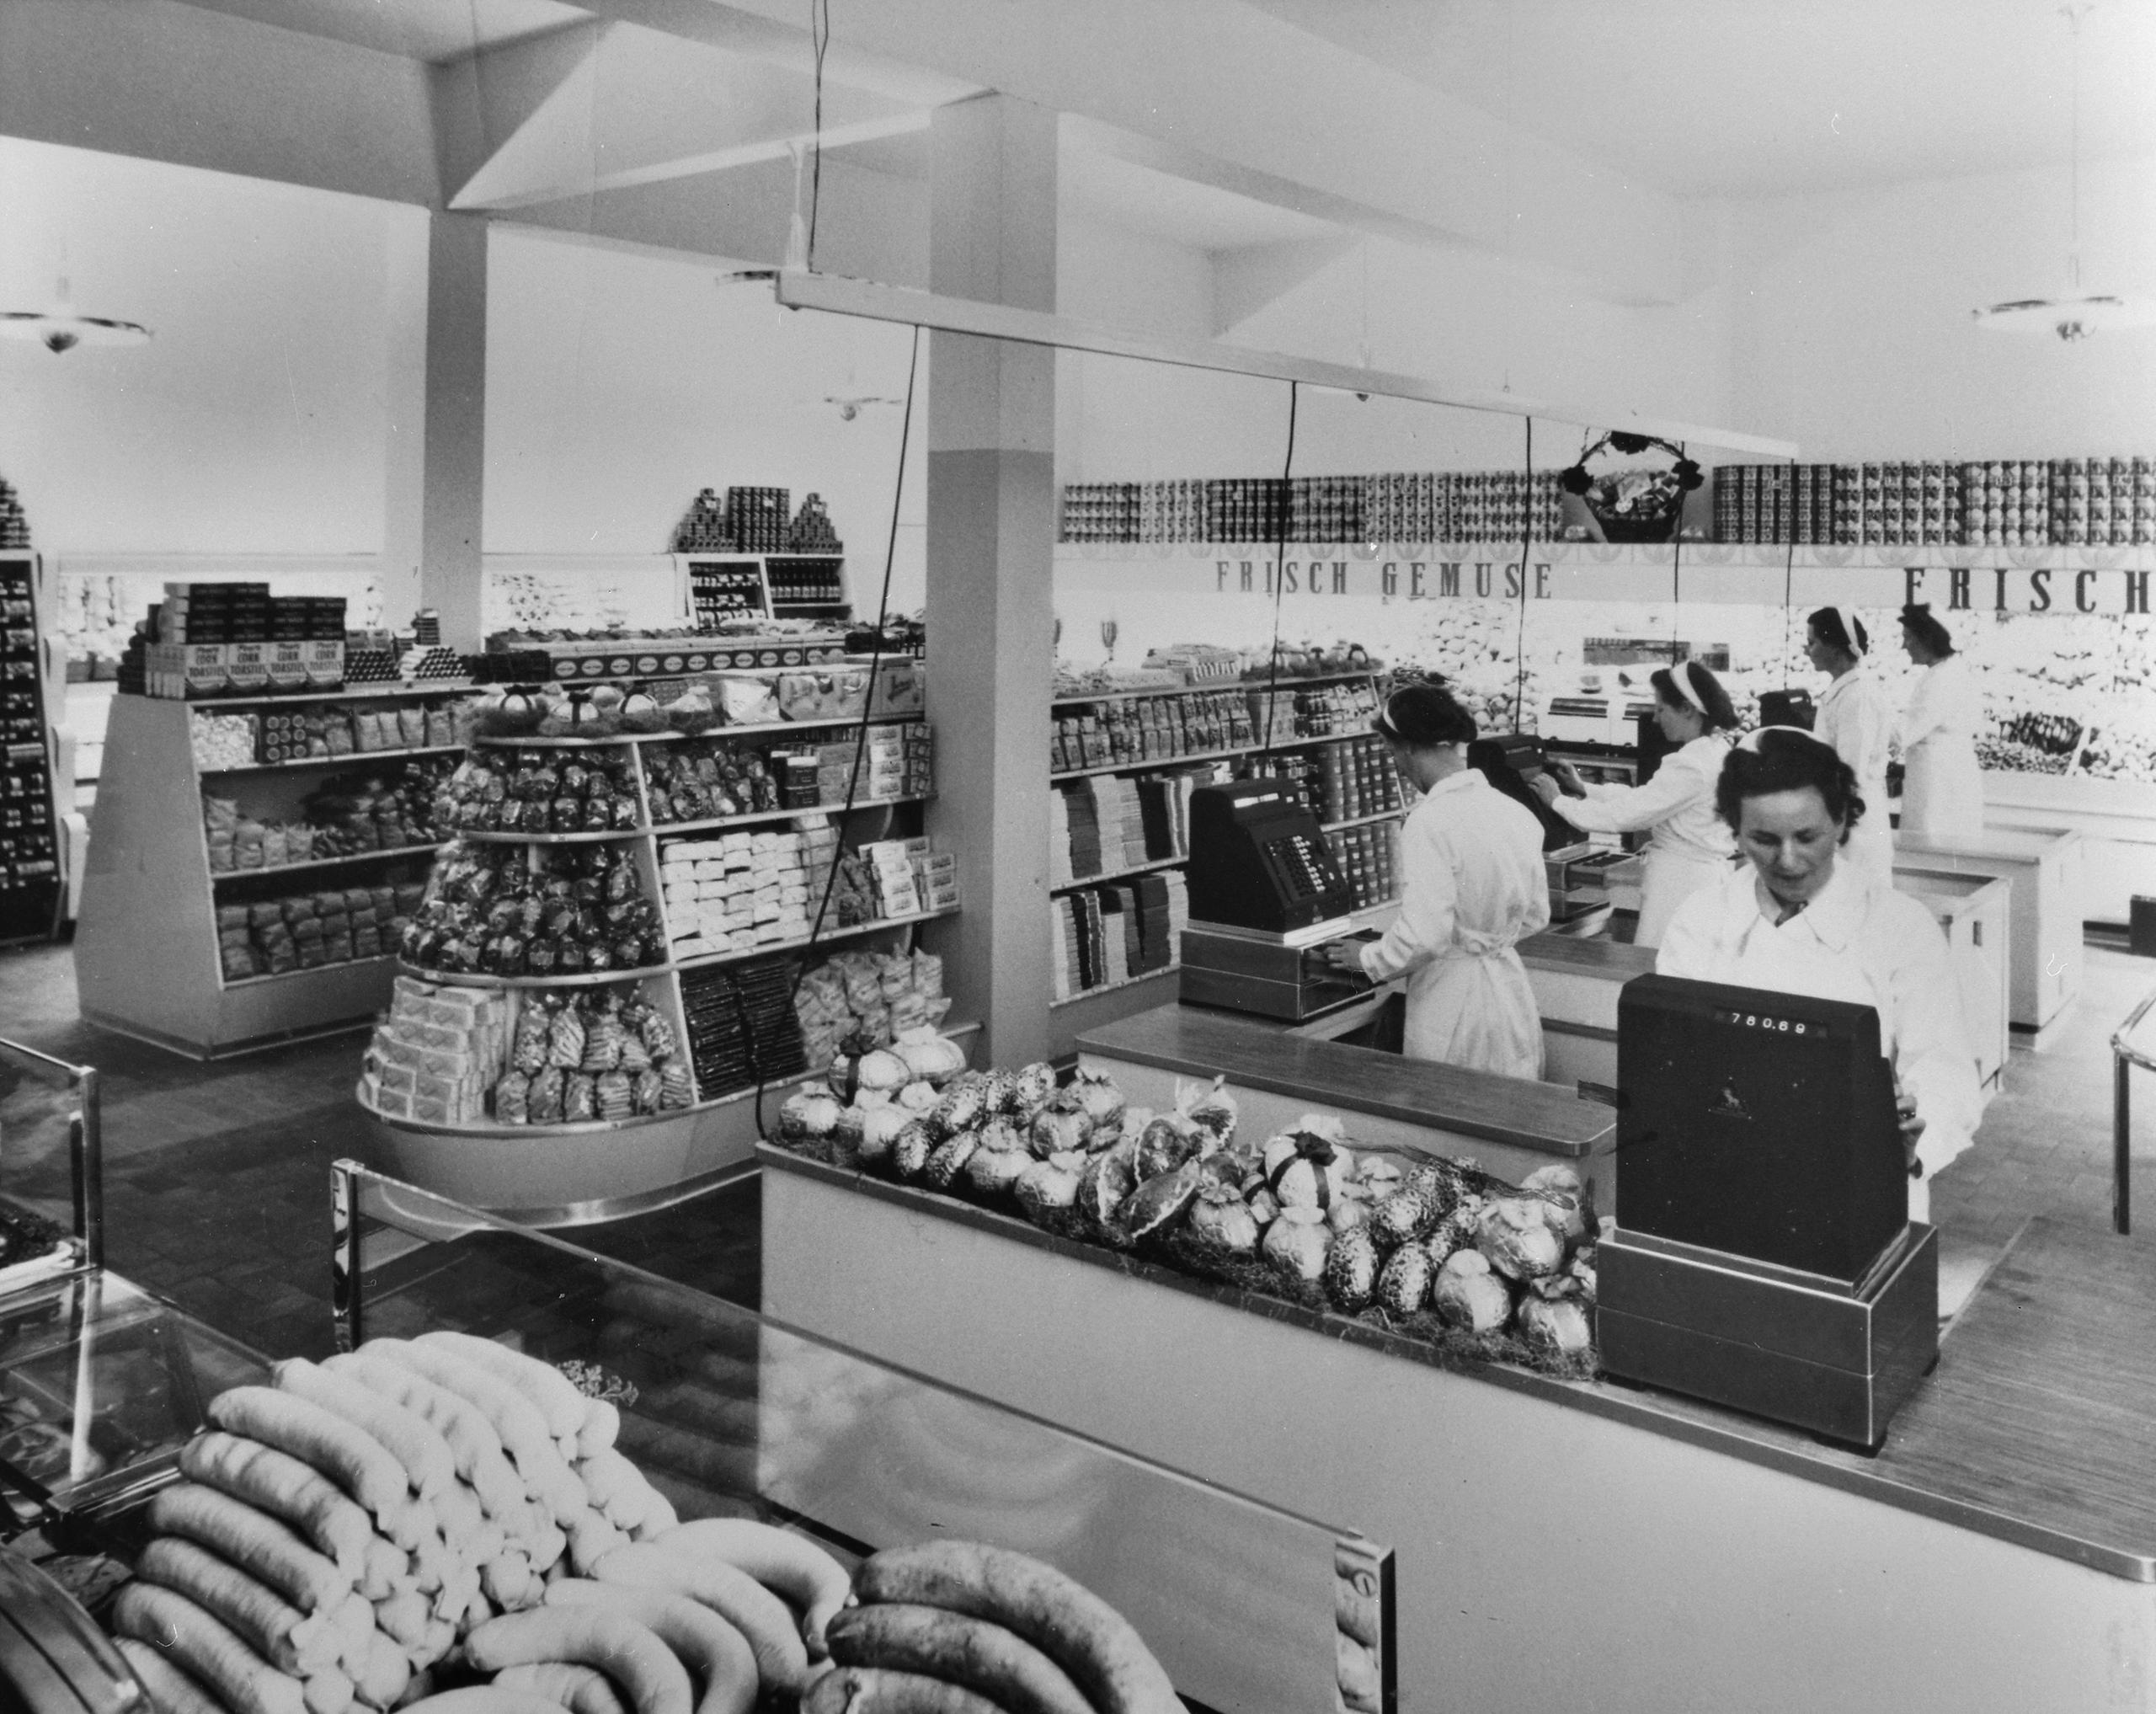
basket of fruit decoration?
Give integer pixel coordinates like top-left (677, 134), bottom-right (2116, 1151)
top-left (1559, 430), bottom-right (1704, 544)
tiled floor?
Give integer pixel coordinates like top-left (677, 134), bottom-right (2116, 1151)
top-left (0, 934), bottom-right (2151, 1359)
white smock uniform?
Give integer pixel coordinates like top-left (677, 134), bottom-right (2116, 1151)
top-left (1899, 654), bottom-right (1985, 839)
top-left (1814, 667), bottom-right (1896, 882)
top-left (1358, 770), bottom-right (1550, 1079)
top-left (1657, 861), bottom-right (1983, 1221)
top-left (1548, 733), bottom-right (1736, 948)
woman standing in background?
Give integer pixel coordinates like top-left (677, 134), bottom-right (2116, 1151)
top-left (1807, 606), bottom-right (1896, 882)
top-left (1532, 659), bottom-right (1740, 948)
top-left (1897, 603), bottom-right (1985, 840)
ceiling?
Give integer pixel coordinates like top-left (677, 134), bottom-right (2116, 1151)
top-left (186, 0), bottom-right (585, 62)
top-left (1246, 0), bottom-right (2156, 198)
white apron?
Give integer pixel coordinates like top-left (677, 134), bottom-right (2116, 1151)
top-left (1401, 932), bottom-right (1545, 1081)
top-left (1901, 656), bottom-right (1985, 839)
top-left (1635, 847), bottom-right (1734, 950)
top-left (1549, 732), bottom-right (1737, 950)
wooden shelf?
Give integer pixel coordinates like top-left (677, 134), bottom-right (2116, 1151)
top-left (1050, 733), bottom-right (1364, 782)
top-left (200, 744), bottom-right (465, 774)
top-left (1049, 855), bottom-right (1187, 893)
top-left (456, 825), bottom-right (649, 845)
top-left (223, 953), bottom-right (396, 990)
top-left (1051, 668), bottom-right (1377, 709)
top-left (1321, 807), bottom-right (1407, 832)
top-left (1050, 964), bottom-right (1181, 1009)
top-left (211, 846), bottom-right (441, 883)
top-left (651, 794), bottom-right (930, 837)
top-left (670, 905), bottom-right (958, 970)
top-left (398, 960), bottom-right (676, 990)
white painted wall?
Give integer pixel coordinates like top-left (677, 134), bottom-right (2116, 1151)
top-left (1722, 154), bottom-right (2156, 458)
top-left (0, 135), bottom-right (413, 554)
top-left (483, 224), bottom-right (930, 617)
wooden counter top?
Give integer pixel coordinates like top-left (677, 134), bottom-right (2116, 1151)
top-left (762, 1140), bottom-right (2156, 1584)
top-left (1078, 1002), bottom-right (1614, 1159)
top-left (1515, 930), bottom-right (1657, 979)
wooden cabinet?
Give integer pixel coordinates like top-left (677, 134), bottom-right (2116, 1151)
top-left (1895, 827), bottom-right (2083, 1033)
top-left (1892, 867), bottom-right (2011, 1094)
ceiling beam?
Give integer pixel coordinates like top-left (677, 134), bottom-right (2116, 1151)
top-left (770, 269), bottom-right (1798, 456)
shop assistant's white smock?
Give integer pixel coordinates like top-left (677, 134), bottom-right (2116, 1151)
top-left (1546, 733), bottom-right (1736, 948)
top-left (1899, 653), bottom-right (1985, 839)
top-left (1814, 667), bottom-right (1896, 882)
top-left (1357, 769), bottom-right (1550, 1079)
top-left (1657, 861), bottom-right (1982, 1220)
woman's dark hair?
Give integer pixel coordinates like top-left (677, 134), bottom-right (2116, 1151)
top-left (1374, 682), bottom-right (1476, 748)
top-left (1901, 602), bottom-right (1956, 658)
top-left (1806, 606), bottom-right (1869, 656)
top-left (1650, 660), bottom-right (1739, 732)
top-left (1715, 729), bottom-right (1865, 834)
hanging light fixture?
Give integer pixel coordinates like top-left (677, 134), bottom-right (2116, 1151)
top-left (0, 275), bottom-right (152, 355)
top-left (1973, 4), bottom-right (2153, 341)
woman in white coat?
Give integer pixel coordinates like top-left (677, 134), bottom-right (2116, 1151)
top-left (1530, 659), bottom-right (1739, 948)
top-left (1897, 602), bottom-right (1985, 840)
top-left (1657, 727), bottom-right (1983, 1223)
top-left (1806, 605), bottom-right (1895, 883)
top-left (1321, 683), bottom-right (1550, 1078)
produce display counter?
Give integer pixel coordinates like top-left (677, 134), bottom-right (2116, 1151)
top-left (1077, 1001), bottom-right (1615, 1199)
top-left (1894, 825), bottom-right (2084, 1038)
top-left (761, 1129), bottom-right (2156, 1714)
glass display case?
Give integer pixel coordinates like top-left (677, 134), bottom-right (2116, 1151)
top-left (332, 1160), bottom-right (1396, 1714)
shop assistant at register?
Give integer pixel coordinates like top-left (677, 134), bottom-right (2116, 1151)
top-left (1655, 725), bottom-right (1983, 1223)
top-left (1320, 684), bottom-right (1550, 1079)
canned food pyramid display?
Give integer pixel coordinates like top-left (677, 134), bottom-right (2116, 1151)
top-left (358, 682), bottom-right (942, 1136)
top-left (98, 1333), bottom-right (1183, 1714)
top-left (774, 1060), bottom-right (1599, 1378)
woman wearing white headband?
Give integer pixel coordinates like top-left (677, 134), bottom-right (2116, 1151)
top-left (1530, 659), bottom-right (1740, 948)
top-left (1897, 602), bottom-right (1985, 839)
top-left (1656, 726), bottom-right (1983, 1220)
top-left (1806, 604), bottom-right (1895, 882)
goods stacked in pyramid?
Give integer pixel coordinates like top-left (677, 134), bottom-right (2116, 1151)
top-left (400, 843), bottom-right (665, 978)
top-left (777, 1066), bottom-right (1598, 1378)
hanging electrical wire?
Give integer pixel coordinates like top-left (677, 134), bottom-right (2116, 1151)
top-left (755, 321), bottom-right (921, 1140)
top-left (806, 0), bottom-right (830, 271)
top-left (1513, 417), bottom-right (1534, 732)
top-left (1258, 381), bottom-right (1301, 761)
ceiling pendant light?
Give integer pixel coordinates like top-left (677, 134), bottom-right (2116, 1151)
top-left (1973, 4), bottom-right (2153, 341)
top-left (0, 275), bottom-right (152, 355)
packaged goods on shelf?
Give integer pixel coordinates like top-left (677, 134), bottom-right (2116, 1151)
top-left (1247, 677), bottom-right (1381, 743)
top-left (201, 756), bottom-right (451, 871)
top-left (484, 984), bottom-right (695, 1124)
top-left (775, 1064), bottom-right (1597, 1379)
top-left (678, 953), bottom-right (805, 1098)
top-left (360, 974), bottom-right (511, 1123)
top-left (188, 712), bottom-right (259, 771)
top-left (659, 826), bottom-right (814, 957)
top-left (215, 882), bottom-right (421, 980)
top-left (1052, 870), bottom-right (1185, 1000)
top-left (188, 697), bottom-right (472, 771)
top-left (1710, 455), bottom-right (2153, 547)
top-left (0, 475), bottom-right (29, 548)
top-left (401, 840), bottom-right (664, 978)
top-left (435, 745), bottom-right (643, 835)
top-left (1051, 687), bottom-right (1256, 772)
top-left (1060, 470), bottom-right (1561, 544)
top-left (795, 946), bottom-right (949, 1068)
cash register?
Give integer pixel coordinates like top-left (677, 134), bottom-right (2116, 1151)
top-left (1595, 974), bottom-right (1939, 1448)
top-left (1178, 781), bottom-right (1378, 1021)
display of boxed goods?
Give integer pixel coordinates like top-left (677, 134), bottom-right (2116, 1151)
top-left (678, 953), bottom-right (806, 1098)
top-left (86, 1322), bottom-right (1181, 1714)
top-left (202, 756), bottom-right (453, 872)
top-left (1246, 676), bottom-right (1382, 745)
top-left (1051, 687), bottom-right (1256, 773)
top-left (775, 1063), bottom-right (1598, 1380)
top-left (434, 745), bottom-right (644, 836)
top-left (0, 474), bottom-right (29, 548)
top-left (358, 974), bottom-right (511, 1124)
top-left (214, 882), bottom-right (422, 981)
top-left (400, 841), bottom-right (665, 978)
top-left (0, 554), bottom-right (61, 940)
top-left (480, 628), bottom-right (848, 686)
top-left (858, 837), bottom-right (924, 918)
top-left (482, 984), bottom-right (695, 1124)
top-left (658, 826), bottom-right (816, 958)
top-left (189, 698), bottom-right (471, 771)
top-left (1710, 454), bottom-right (2154, 547)
top-left (1061, 470), bottom-right (1562, 545)
top-left (1052, 871), bottom-right (1185, 998)
top-left (793, 946), bottom-right (950, 1069)
top-left (142, 585), bottom-right (350, 697)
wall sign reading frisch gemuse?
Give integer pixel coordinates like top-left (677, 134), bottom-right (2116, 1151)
top-left (1189, 548), bottom-right (2156, 616)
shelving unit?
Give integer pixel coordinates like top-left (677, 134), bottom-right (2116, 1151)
top-left (1, 552), bottom-right (65, 945)
top-left (675, 553), bottom-right (851, 626)
top-left (366, 706), bottom-right (945, 1220)
top-left (74, 686), bottom-right (472, 1057)
top-left (1046, 671), bottom-right (1401, 1037)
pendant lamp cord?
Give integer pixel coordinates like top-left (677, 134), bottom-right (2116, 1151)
top-left (1780, 462), bottom-right (1799, 697)
top-left (807, 0), bottom-right (830, 272)
top-left (1513, 417), bottom-right (1534, 732)
top-left (1258, 380), bottom-right (1301, 761)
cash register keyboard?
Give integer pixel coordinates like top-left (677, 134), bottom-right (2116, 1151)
top-left (1267, 832), bottom-right (1333, 901)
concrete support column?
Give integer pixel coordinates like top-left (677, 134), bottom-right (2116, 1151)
top-left (924, 93), bottom-right (1057, 1067)
top-left (414, 211), bottom-right (488, 649)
